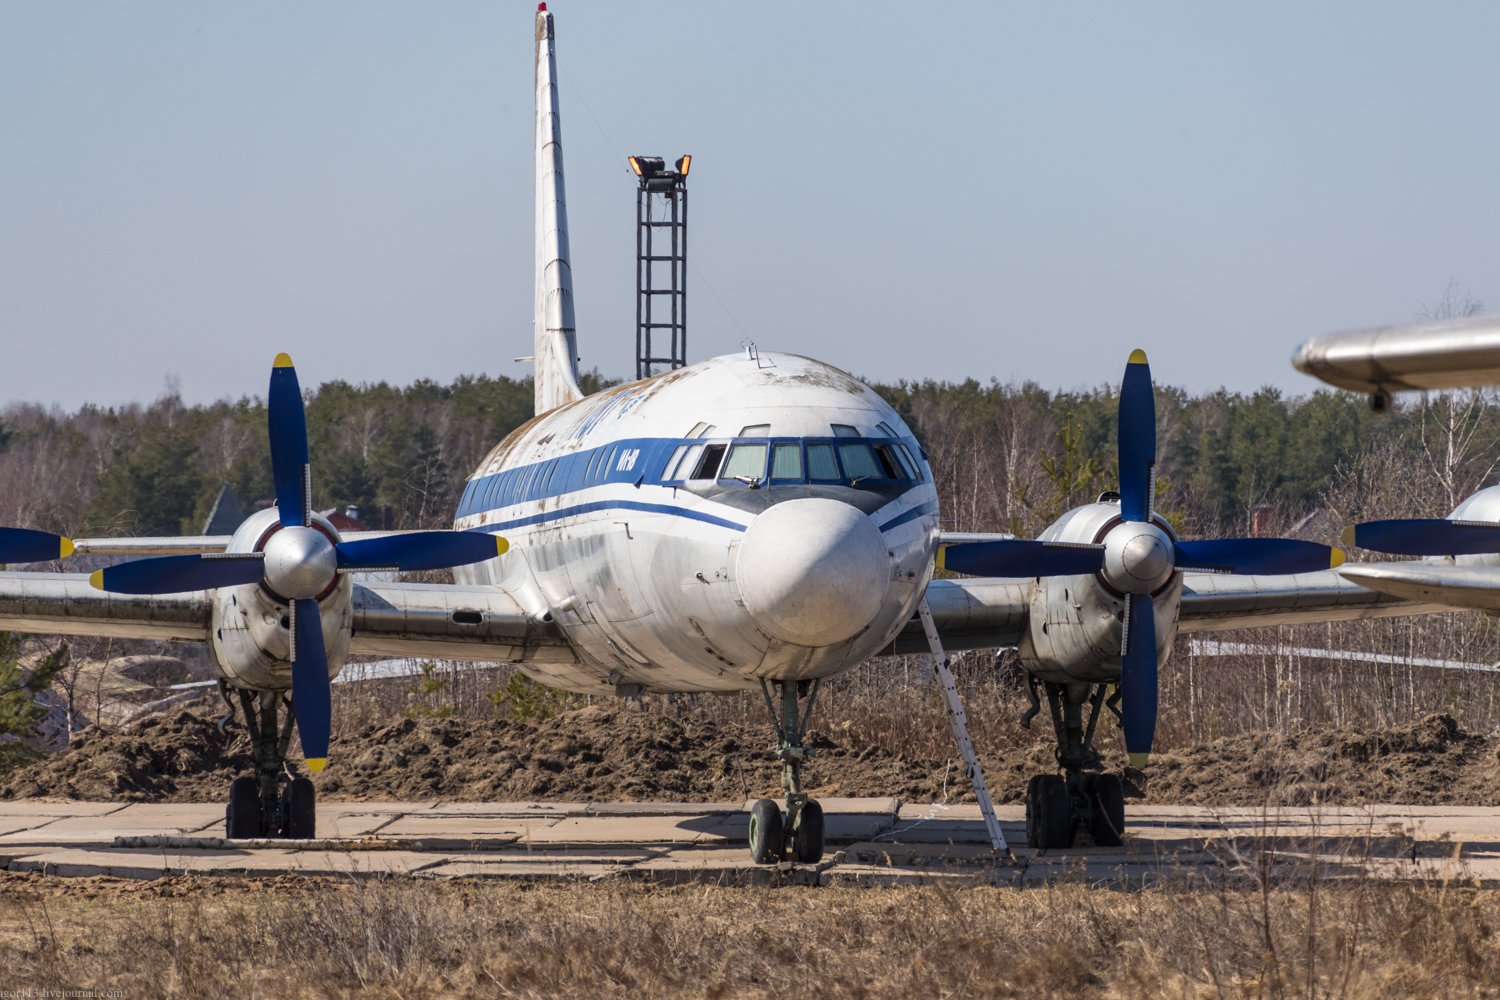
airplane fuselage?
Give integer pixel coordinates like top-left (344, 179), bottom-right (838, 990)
top-left (452, 351), bottom-right (940, 694)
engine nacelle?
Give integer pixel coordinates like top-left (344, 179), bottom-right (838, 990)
top-left (1017, 501), bottom-right (1181, 684)
top-left (1449, 485), bottom-right (1500, 569)
top-left (208, 508), bottom-right (351, 691)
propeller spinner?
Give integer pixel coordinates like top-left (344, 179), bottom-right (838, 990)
top-left (90, 354), bottom-right (507, 772)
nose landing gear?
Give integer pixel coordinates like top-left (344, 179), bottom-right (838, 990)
top-left (747, 678), bottom-right (826, 864)
top-left (222, 684), bottom-right (318, 839)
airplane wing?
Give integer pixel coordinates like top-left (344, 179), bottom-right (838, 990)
top-left (0, 572), bottom-right (575, 663)
top-left (882, 578), bottom-right (1032, 654)
top-left (1292, 315), bottom-right (1500, 396)
top-left (0, 572), bottom-right (211, 641)
top-left (1176, 569), bottom-right (1454, 631)
top-left (884, 568), bottom-right (1452, 655)
top-left (1336, 562), bottom-right (1500, 614)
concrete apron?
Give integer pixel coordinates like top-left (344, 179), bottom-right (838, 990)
top-left (0, 800), bottom-right (1494, 887)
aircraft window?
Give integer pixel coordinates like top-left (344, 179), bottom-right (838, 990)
top-left (543, 461), bottom-right (558, 492)
top-left (876, 421), bottom-right (898, 438)
top-left (686, 421), bottom-right (710, 438)
top-left (806, 443), bottom-right (841, 482)
top-left (831, 424), bottom-right (860, 438)
top-left (888, 444), bottom-right (917, 480)
top-left (738, 423), bottom-right (770, 437)
top-left (722, 443), bottom-right (768, 481)
top-left (897, 444), bottom-right (924, 481)
top-left (838, 444), bottom-right (883, 481)
top-left (691, 443), bottom-right (728, 480)
top-left (770, 443), bottom-right (802, 480)
top-left (695, 424), bottom-right (718, 439)
top-left (873, 444), bottom-right (905, 480)
top-left (662, 444), bottom-right (690, 480)
top-left (669, 444), bottom-right (703, 481)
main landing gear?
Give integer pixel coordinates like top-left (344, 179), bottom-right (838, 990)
top-left (1020, 678), bottom-right (1125, 850)
top-left (747, 679), bottom-right (826, 865)
top-left (221, 684), bottom-right (317, 839)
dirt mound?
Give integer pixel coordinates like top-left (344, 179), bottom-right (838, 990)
top-left (1132, 713), bottom-right (1500, 806)
top-left (4, 706), bottom-right (1498, 807)
top-left (1, 712), bottom-right (250, 801)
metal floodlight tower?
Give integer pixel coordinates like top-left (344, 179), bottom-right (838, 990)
top-left (630, 154), bottom-right (691, 379)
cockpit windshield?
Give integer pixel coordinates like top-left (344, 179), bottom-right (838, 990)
top-left (662, 436), bottom-right (927, 486)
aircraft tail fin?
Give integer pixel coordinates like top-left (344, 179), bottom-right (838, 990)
top-left (533, 4), bottom-right (584, 415)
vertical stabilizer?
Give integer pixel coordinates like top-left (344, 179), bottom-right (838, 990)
top-left (533, 5), bottom-right (584, 414)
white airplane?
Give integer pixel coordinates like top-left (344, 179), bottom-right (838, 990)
top-left (1294, 315), bottom-right (1500, 614)
top-left (0, 6), bottom-right (1448, 859)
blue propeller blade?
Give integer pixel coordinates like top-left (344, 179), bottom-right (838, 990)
top-left (290, 598), bottom-right (331, 772)
top-left (938, 540), bottom-right (1104, 578)
top-left (268, 353), bottom-right (310, 528)
top-left (1117, 349), bottom-right (1156, 523)
top-left (1348, 518), bottom-right (1500, 557)
top-left (91, 553), bottom-right (265, 595)
top-left (1120, 592), bottom-right (1158, 765)
top-left (336, 531), bottom-right (506, 572)
top-left (0, 528), bottom-right (71, 564)
top-left (1173, 537), bottom-right (1342, 575)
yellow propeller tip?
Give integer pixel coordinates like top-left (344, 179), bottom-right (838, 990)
top-left (934, 546), bottom-right (947, 571)
top-left (1128, 348), bottom-right (1148, 366)
top-left (58, 537), bottom-right (74, 559)
top-left (1330, 548), bottom-right (1346, 569)
top-left (1340, 526), bottom-right (1357, 548)
top-left (495, 536), bottom-right (509, 556)
top-left (1128, 752), bottom-right (1150, 768)
top-left (273, 352), bottom-right (294, 369)
top-left (306, 757), bottom-right (327, 774)
top-left (88, 569), bottom-right (105, 590)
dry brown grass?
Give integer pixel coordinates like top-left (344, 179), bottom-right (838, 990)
top-left (0, 873), bottom-right (1496, 998)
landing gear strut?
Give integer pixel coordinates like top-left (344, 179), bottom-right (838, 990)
top-left (747, 678), bottom-right (825, 864)
top-left (1022, 678), bottom-right (1125, 850)
top-left (222, 684), bottom-right (317, 839)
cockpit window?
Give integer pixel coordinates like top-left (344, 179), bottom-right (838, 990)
top-left (770, 443), bottom-right (802, 481)
top-left (690, 443), bottom-right (728, 480)
top-left (686, 421), bottom-right (710, 438)
top-left (806, 443), bottom-right (841, 482)
top-left (738, 423), bottom-right (770, 437)
top-left (837, 443), bottom-right (882, 480)
top-left (722, 443), bottom-right (768, 481)
top-left (831, 424), bottom-right (860, 438)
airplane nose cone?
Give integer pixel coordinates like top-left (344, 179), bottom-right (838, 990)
top-left (737, 498), bottom-right (890, 647)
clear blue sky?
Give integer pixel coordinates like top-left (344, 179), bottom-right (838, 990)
top-left (3, 1), bottom-right (1497, 409)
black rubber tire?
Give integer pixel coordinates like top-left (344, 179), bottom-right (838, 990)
top-left (792, 799), bottom-right (825, 864)
top-left (748, 798), bottom-right (785, 864)
top-left (1024, 775), bottom-right (1047, 848)
top-left (1030, 774), bottom-right (1075, 850)
top-left (1088, 773), bottom-right (1126, 847)
top-left (226, 776), bottom-right (261, 839)
top-left (282, 777), bottom-right (317, 839)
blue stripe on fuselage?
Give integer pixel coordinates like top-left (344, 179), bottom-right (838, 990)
top-left (455, 436), bottom-right (935, 536)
